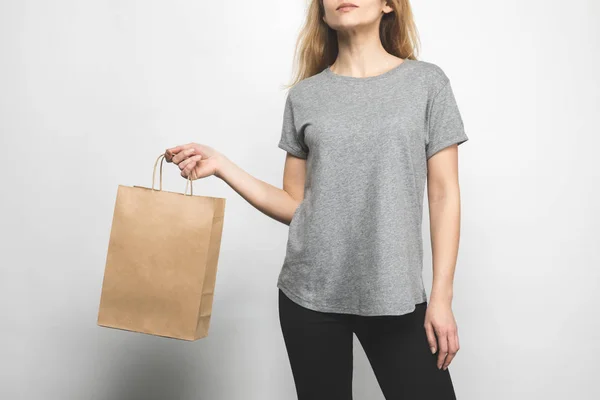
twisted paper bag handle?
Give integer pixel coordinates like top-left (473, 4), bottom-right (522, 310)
top-left (151, 153), bottom-right (194, 196)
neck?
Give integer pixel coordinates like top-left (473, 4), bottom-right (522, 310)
top-left (332, 24), bottom-right (401, 78)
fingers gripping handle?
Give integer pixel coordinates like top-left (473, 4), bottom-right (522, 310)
top-left (151, 153), bottom-right (194, 196)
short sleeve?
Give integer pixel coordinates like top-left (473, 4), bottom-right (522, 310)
top-left (278, 92), bottom-right (308, 159)
top-left (425, 78), bottom-right (469, 160)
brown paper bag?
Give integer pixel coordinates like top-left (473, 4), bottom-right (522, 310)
top-left (98, 154), bottom-right (226, 341)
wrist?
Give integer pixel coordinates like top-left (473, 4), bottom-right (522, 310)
top-left (430, 285), bottom-right (453, 304)
top-left (214, 153), bottom-right (230, 180)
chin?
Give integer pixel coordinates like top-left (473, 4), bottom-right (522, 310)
top-left (329, 18), bottom-right (366, 31)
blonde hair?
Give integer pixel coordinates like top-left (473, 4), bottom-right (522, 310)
top-left (285, 0), bottom-right (420, 89)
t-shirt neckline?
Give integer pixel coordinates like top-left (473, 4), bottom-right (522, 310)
top-left (323, 58), bottom-right (411, 83)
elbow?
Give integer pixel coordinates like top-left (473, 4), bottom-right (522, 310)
top-left (428, 182), bottom-right (460, 204)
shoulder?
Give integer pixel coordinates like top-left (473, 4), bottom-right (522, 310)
top-left (405, 59), bottom-right (451, 95)
top-left (287, 68), bottom-right (328, 103)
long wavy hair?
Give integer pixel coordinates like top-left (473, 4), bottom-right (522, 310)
top-left (285, 0), bottom-right (420, 89)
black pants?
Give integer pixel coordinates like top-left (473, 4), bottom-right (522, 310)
top-left (278, 289), bottom-right (456, 400)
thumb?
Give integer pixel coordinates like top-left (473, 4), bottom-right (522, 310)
top-left (424, 321), bottom-right (437, 354)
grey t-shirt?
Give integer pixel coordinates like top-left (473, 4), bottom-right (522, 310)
top-left (276, 59), bottom-right (468, 316)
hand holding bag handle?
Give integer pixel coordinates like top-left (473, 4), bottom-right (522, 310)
top-left (151, 153), bottom-right (195, 196)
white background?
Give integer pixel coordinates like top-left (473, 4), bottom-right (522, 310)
top-left (1, 0), bottom-right (598, 399)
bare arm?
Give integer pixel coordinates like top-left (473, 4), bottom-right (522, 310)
top-left (423, 143), bottom-right (462, 371)
top-left (427, 145), bottom-right (462, 304)
top-left (216, 152), bottom-right (306, 225)
top-left (165, 143), bottom-right (306, 226)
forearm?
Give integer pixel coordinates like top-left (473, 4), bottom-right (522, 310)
top-left (428, 184), bottom-right (462, 304)
top-left (215, 154), bottom-right (299, 225)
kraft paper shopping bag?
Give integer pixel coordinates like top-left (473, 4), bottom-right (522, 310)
top-left (98, 153), bottom-right (226, 340)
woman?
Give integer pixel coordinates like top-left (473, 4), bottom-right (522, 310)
top-left (166, 0), bottom-right (467, 398)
